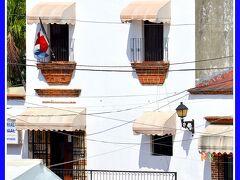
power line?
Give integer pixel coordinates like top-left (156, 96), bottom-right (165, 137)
top-left (23, 89), bottom-right (187, 116)
top-left (7, 77), bottom-right (233, 145)
top-left (13, 78), bottom-right (233, 135)
top-left (8, 92), bottom-right (178, 98)
top-left (49, 124), bottom-right (233, 168)
top-left (9, 99), bottom-right (178, 138)
top-left (19, 91), bottom-right (231, 137)
top-left (25, 55), bottom-right (233, 68)
top-left (8, 112), bottom-right (232, 146)
top-left (7, 13), bottom-right (233, 26)
top-left (87, 129), bottom-right (233, 145)
top-left (6, 97), bottom-right (230, 110)
top-left (22, 93), bottom-right (188, 135)
top-left (7, 113), bottom-right (232, 168)
top-left (169, 56), bottom-right (233, 66)
top-left (87, 93), bottom-right (188, 136)
top-left (10, 78), bottom-right (232, 139)
top-left (80, 91), bottom-right (188, 115)
top-left (7, 95), bottom-right (233, 167)
top-left (47, 125), bottom-right (233, 168)
top-left (8, 62), bottom-right (233, 73)
top-left (7, 95), bottom-right (186, 147)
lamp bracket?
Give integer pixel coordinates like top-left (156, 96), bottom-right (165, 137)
top-left (181, 119), bottom-right (194, 135)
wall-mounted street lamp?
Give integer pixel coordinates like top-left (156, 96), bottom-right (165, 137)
top-left (176, 102), bottom-right (194, 135)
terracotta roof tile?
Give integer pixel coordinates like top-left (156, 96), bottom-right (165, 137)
top-left (188, 70), bottom-right (233, 95)
top-left (204, 116), bottom-right (233, 124)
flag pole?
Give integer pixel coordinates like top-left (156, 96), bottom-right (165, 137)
top-left (39, 18), bottom-right (56, 59)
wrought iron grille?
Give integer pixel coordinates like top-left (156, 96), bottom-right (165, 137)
top-left (130, 38), bottom-right (168, 63)
top-left (28, 130), bottom-right (51, 166)
top-left (51, 169), bottom-right (177, 180)
top-left (28, 130), bottom-right (86, 180)
top-left (50, 24), bottom-right (69, 61)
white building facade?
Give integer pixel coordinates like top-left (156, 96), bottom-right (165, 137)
top-left (6, 0), bottom-right (233, 180)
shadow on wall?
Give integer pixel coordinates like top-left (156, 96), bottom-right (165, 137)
top-left (22, 131), bottom-right (28, 158)
top-left (37, 71), bottom-right (46, 83)
top-left (7, 101), bottom-right (25, 106)
top-left (181, 130), bottom-right (192, 156)
top-left (126, 22), bottom-right (141, 79)
top-left (203, 160), bottom-right (211, 180)
top-left (188, 94), bottom-right (233, 100)
top-left (126, 23), bottom-right (137, 63)
top-left (7, 131), bottom-right (28, 158)
top-left (7, 144), bottom-right (22, 156)
top-left (125, 21), bottom-right (170, 79)
top-left (138, 135), bottom-right (171, 170)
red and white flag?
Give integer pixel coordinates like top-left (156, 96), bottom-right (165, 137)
top-left (34, 29), bottom-right (49, 59)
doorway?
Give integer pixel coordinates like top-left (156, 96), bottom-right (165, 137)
top-left (51, 131), bottom-right (73, 180)
top-left (28, 130), bottom-right (86, 180)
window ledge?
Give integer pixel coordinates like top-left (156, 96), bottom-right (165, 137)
top-left (131, 61), bottom-right (169, 85)
top-left (36, 61), bottom-right (76, 85)
top-left (35, 88), bottom-right (81, 97)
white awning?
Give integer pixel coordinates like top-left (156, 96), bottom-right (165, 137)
top-left (7, 86), bottom-right (25, 99)
top-left (27, 2), bottom-right (76, 24)
top-left (133, 112), bottom-right (176, 135)
top-left (16, 107), bottom-right (86, 131)
top-left (120, 0), bottom-right (171, 23)
top-left (198, 124), bottom-right (233, 154)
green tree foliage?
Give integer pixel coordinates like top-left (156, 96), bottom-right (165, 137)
top-left (7, 0), bottom-right (26, 87)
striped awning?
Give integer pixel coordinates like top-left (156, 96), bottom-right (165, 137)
top-left (198, 124), bottom-right (233, 154)
top-left (133, 112), bottom-right (176, 135)
top-left (27, 2), bottom-right (76, 24)
top-left (16, 107), bottom-right (86, 131)
top-left (120, 0), bottom-right (171, 23)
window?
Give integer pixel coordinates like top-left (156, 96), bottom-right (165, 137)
top-left (130, 21), bottom-right (164, 62)
top-left (28, 130), bottom-right (51, 166)
top-left (144, 21), bottom-right (164, 61)
top-left (28, 130), bottom-right (86, 179)
top-left (224, 154), bottom-right (233, 180)
top-left (50, 24), bottom-right (69, 61)
top-left (152, 135), bottom-right (173, 156)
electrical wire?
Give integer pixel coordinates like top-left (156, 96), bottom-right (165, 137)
top-left (12, 91), bottom-right (232, 137)
top-left (7, 92), bottom-right (178, 98)
top-left (8, 112), bottom-right (232, 146)
top-left (47, 125), bottom-right (233, 168)
top-left (7, 6), bottom-right (234, 168)
top-left (8, 113), bottom-right (232, 168)
top-left (22, 93), bottom-right (188, 135)
top-left (11, 77), bottom-right (233, 136)
top-left (7, 96), bottom-right (233, 168)
top-left (87, 93), bottom-right (188, 136)
top-left (7, 13), bottom-right (233, 26)
top-left (8, 62), bottom-right (233, 73)
top-left (7, 78), bottom-right (233, 139)
top-left (24, 55), bottom-right (233, 68)
top-left (7, 10), bottom-right (234, 168)
top-left (23, 89), bottom-right (187, 116)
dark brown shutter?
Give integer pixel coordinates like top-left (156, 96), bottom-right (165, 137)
top-left (144, 21), bottom-right (163, 61)
top-left (50, 24), bottom-right (69, 61)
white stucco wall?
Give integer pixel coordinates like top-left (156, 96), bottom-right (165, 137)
top-left (7, 0), bottom-right (233, 180)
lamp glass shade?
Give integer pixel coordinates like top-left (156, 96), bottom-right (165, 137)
top-left (176, 102), bottom-right (188, 118)
top-left (176, 109), bottom-right (188, 118)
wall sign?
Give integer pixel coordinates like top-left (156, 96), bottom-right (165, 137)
top-left (7, 119), bottom-right (22, 144)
